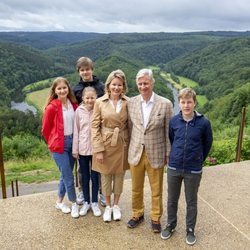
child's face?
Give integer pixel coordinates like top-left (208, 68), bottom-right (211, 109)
top-left (179, 97), bottom-right (196, 117)
top-left (83, 91), bottom-right (96, 110)
top-left (55, 81), bottom-right (69, 101)
top-left (79, 66), bottom-right (93, 82)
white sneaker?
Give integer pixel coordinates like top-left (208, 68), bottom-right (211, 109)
top-left (79, 202), bottom-right (91, 216)
top-left (71, 203), bottom-right (79, 218)
top-left (55, 202), bottom-right (71, 214)
top-left (113, 205), bottom-right (121, 221)
top-left (103, 206), bottom-right (112, 222)
top-left (91, 202), bottom-right (101, 217)
top-left (76, 191), bottom-right (84, 205)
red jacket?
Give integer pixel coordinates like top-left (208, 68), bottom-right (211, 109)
top-left (42, 99), bottom-right (78, 153)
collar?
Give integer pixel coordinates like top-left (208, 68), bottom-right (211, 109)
top-left (140, 92), bottom-right (155, 104)
top-left (100, 93), bottom-right (129, 102)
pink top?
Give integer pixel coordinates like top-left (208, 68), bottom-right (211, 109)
top-left (72, 104), bottom-right (93, 156)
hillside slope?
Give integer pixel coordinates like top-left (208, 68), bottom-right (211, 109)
top-left (165, 38), bottom-right (250, 100)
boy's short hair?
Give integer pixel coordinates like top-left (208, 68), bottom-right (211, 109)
top-left (76, 57), bottom-right (94, 71)
top-left (178, 88), bottom-right (197, 103)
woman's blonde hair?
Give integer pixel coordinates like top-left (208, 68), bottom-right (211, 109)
top-left (104, 69), bottom-right (128, 95)
top-left (44, 77), bottom-right (77, 109)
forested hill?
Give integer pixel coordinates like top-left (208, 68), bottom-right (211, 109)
top-left (0, 31), bottom-right (103, 49)
top-left (0, 42), bottom-right (67, 103)
top-left (0, 31), bottom-right (249, 164)
top-left (45, 32), bottom-right (228, 68)
top-left (165, 37), bottom-right (250, 100)
top-left (0, 31), bottom-right (249, 107)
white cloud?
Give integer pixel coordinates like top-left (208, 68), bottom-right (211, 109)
top-left (0, 0), bottom-right (249, 32)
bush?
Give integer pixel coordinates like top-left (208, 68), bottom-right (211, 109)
top-left (3, 134), bottom-right (49, 161)
top-left (205, 139), bottom-right (237, 166)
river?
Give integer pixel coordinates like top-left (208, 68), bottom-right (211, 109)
top-left (166, 83), bottom-right (179, 114)
top-left (11, 101), bottom-right (37, 115)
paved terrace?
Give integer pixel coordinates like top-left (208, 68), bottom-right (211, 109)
top-left (0, 161), bottom-right (249, 250)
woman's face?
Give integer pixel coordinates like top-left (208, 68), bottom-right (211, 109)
top-left (55, 81), bottom-right (69, 101)
top-left (109, 77), bottom-right (124, 99)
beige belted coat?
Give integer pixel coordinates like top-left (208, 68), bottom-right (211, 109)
top-left (92, 94), bottom-right (130, 174)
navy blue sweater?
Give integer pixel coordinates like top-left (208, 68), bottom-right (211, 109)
top-left (168, 111), bottom-right (213, 174)
top-left (73, 76), bottom-right (104, 104)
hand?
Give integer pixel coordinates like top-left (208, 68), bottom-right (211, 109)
top-left (96, 152), bottom-right (104, 164)
top-left (73, 153), bottom-right (79, 159)
top-left (164, 155), bottom-right (169, 165)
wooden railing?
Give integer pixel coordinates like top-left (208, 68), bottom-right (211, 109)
top-left (0, 134), bottom-right (7, 198)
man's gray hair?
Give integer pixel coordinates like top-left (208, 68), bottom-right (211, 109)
top-left (136, 69), bottom-right (155, 84)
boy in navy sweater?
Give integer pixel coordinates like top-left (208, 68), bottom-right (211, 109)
top-left (73, 57), bottom-right (106, 207)
top-left (161, 88), bottom-right (213, 245)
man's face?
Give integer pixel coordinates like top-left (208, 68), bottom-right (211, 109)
top-left (179, 97), bottom-right (196, 117)
top-left (136, 75), bottom-right (153, 100)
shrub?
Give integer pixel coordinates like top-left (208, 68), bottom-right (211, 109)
top-left (3, 134), bottom-right (49, 161)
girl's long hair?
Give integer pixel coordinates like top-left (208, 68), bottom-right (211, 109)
top-left (44, 77), bottom-right (77, 110)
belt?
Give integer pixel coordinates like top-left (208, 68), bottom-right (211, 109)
top-left (102, 126), bottom-right (125, 147)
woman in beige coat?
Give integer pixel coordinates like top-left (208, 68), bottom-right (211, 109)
top-left (92, 69), bottom-right (129, 222)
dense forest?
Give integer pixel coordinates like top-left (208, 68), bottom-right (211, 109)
top-left (0, 31), bottom-right (249, 184)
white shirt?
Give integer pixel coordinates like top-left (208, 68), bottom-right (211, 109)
top-left (62, 99), bottom-right (75, 135)
top-left (109, 99), bottom-right (122, 113)
top-left (141, 93), bottom-right (154, 129)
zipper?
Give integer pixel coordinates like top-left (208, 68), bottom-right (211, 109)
top-left (182, 122), bottom-right (188, 172)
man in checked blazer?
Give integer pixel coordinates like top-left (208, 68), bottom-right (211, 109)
top-left (127, 68), bottom-right (173, 233)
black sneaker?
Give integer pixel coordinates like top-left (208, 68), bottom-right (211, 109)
top-left (161, 224), bottom-right (175, 240)
top-left (186, 228), bottom-right (196, 245)
top-left (127, 215), bottom-right (144, 228)
top-left (151, 220), bottom-right (161, 233)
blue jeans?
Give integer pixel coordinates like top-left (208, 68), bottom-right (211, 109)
top-left (167, 168), bottom-right (202, 230)
top-left (52, 136), bottom-right (76, 202)
top-left (79, 155), bottom-right (99, 203)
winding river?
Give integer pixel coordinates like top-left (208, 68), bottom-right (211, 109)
top-left (11, 101), bottom-right (37, 115)
top-left (166, 83), bottom-right (179, 114)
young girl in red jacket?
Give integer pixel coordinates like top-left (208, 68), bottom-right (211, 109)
top-left (42, 77), bottom-right (79, 218)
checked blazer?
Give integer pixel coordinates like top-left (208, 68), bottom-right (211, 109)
top-left (128, 93), bottom-right (173, 169)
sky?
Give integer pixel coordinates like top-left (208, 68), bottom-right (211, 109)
top-left (0, 0), bottom-right (250, 33)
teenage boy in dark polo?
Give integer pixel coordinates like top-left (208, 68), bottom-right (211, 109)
top-left (161, 88), bottom-right (213, 245)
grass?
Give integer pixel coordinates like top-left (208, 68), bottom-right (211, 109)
top-left (26, 87), bottom-right (50, 112)
top-left (196, 95), bottom-right (208, 107)
top-left (178, 76), bottom-right (198, 88)
top-left (1, 157), bottom-right (60, 186)
top-left (160, 71), bottom-right (208, 107)
top-left (160, 72), bottom-right (182, 89)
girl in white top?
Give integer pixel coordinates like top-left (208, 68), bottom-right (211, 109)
top-left (72, 87), bottom-right (101, 217)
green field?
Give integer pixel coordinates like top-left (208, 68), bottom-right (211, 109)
top-left (160, 71), bottom-right (208, 107)
top-left (178, 76), bottom-right (198, 87)
top-left (160, 72), bottom-right (182, 89)
top-left (26, 87), bottom-right (50, 112)
top-left (197, 95), bottom-right (208, 106)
